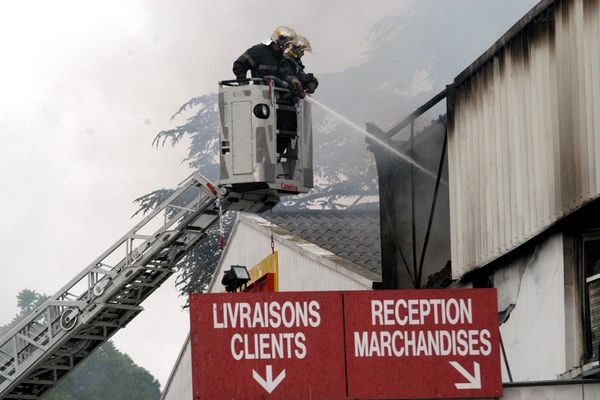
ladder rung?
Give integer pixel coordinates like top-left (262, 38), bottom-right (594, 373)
top-left (185, 227), bottom-right (207, 233)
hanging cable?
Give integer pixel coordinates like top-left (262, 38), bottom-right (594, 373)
top-left (499, 330), bottom-right (513, 383)
top-left (271, 233), bottom-right (275, 254)
top-left (410, 121), bottom-right (418, 287)
top-left (270, 221), bottom-right (275, 254)
top-left (218, 203), bottom-right (226, 250)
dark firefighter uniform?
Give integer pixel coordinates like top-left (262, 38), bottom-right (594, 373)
top-left (233, 42), bottom-right (284, 81)
top-left (279, 55), bottom-right (319, 94)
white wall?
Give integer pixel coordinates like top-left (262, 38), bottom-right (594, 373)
top-left (503, 383), bottom-right (600, 399)
top-left (161, 337), bottom-right (192, 400)
top-left (493, 233), bottom-right (569, 381)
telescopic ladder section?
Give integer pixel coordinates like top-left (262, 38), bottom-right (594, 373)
top-left (0, 174), bottom-right (220, 399)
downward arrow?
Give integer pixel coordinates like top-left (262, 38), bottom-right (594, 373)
top-left (252, 365), bottom-right (286, 394)
top-left (449, 361), bottom-right (481, 389)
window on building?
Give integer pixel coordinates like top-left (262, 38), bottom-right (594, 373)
top-left (582, 234), bottom-right (600, 362)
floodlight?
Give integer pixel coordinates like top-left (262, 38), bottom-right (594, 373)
top-left (222, 265), bottom-right (251, 292)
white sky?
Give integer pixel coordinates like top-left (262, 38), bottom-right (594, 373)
top-left (0, 0), bottom-right (413, 387)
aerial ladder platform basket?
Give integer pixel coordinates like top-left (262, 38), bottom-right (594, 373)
top-left (218, 78), bottom-right (313, 200)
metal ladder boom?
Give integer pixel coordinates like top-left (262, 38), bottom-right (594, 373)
top-left (0, 174), bottom-right (220, 399)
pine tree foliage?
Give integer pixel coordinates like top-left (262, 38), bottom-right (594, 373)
top-left (174, 210), bottom-right (236, 295)
top-left (152, 94), bottom-right (220, 179)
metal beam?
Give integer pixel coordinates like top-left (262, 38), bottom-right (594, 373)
top-left (385, 89), bottom-right (447, 139)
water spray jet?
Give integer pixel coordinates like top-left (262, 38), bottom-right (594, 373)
top-left (305, 96), bottom-right (442, 182)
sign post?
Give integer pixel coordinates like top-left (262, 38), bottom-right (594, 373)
top-left (190, 289), bottom-right (502, 399)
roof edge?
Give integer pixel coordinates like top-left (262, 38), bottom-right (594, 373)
top-left (452, 0), bottom-right (555, 88)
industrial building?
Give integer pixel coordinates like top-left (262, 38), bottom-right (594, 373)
top-left (367, 0), bottom-right (600, 397)
top-left (448, 0), bottom-right (600, 394)
top-left (163, 0), bottom-right (600, 397)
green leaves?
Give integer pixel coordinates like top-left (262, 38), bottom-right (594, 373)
top-left (45, 341), bottom-right (160, 400)
top-left (1, 291), bottom-right (161, 400)
top-left (16, 289), bottom-right (46, 313)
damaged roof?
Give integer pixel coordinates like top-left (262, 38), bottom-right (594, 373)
top-left (263, 209), bottom-right (381, 275)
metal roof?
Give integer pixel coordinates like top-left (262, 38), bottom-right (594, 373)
top-left (452, 0), bottom-right (555, 88)
top-left (263, 210), bottom-right (381, 275)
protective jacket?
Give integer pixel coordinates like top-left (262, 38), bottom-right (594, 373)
top-left (279, 55), bottom-right (319, 93)
top-left (233, 43), bottom-right (283, 80)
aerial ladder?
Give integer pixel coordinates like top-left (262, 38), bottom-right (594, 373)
top-left (0, 78), bottom-right (312, 399)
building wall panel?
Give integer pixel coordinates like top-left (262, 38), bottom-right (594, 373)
top-left (449, 0), bottom-right (600, 276)
top-left (504, 382), bottom-right (600, 399)
top-left (494, 233), bottom-right (567, 381)
top-left (161, 339), bottom-right (192, 400)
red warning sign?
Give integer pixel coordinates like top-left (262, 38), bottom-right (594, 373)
top-left (190, 291), bottom-right (346, 399)
top-left (190, 289), bottom-right (501, 399)
top-left (344, 289), bottom-right (502, 399)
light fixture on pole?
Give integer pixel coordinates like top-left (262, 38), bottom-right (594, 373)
top-left (221, 265), bottom-right (250, 292)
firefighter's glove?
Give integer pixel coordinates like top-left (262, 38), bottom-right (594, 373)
top-left (289, 77), bottom-right (303, 92)
top-left (306, 74), bottom-right (319, 94)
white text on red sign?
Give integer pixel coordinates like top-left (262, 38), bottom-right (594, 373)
top-left (354, 298), bottom-right (492, 357)
top-left (213, 301), bottom-right (322, 360)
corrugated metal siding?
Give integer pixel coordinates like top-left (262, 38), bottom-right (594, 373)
top-left (448, 0), bottom-right (600, 277)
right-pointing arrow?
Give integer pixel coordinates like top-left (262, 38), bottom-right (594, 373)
top-left (449, 361), bottom-right (481, 390)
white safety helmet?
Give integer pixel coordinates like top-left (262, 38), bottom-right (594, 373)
top-left (285, 35), bottom-right (312, 60)
top-left (295, 35), bottom-right (312, 53)
top-left (270, 26), bottom-right (297, 47)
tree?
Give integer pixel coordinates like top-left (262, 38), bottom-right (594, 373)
top-left (0, 289), bottom-right (48, 337)
top-left (45, 341), bottom-right (160, 400)
top-left (148, 92), bottom-right (378, 210)
top-left (17, 289), bottom-right (44, 313)
top-left (0, 290), bottom-right (161, 400)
